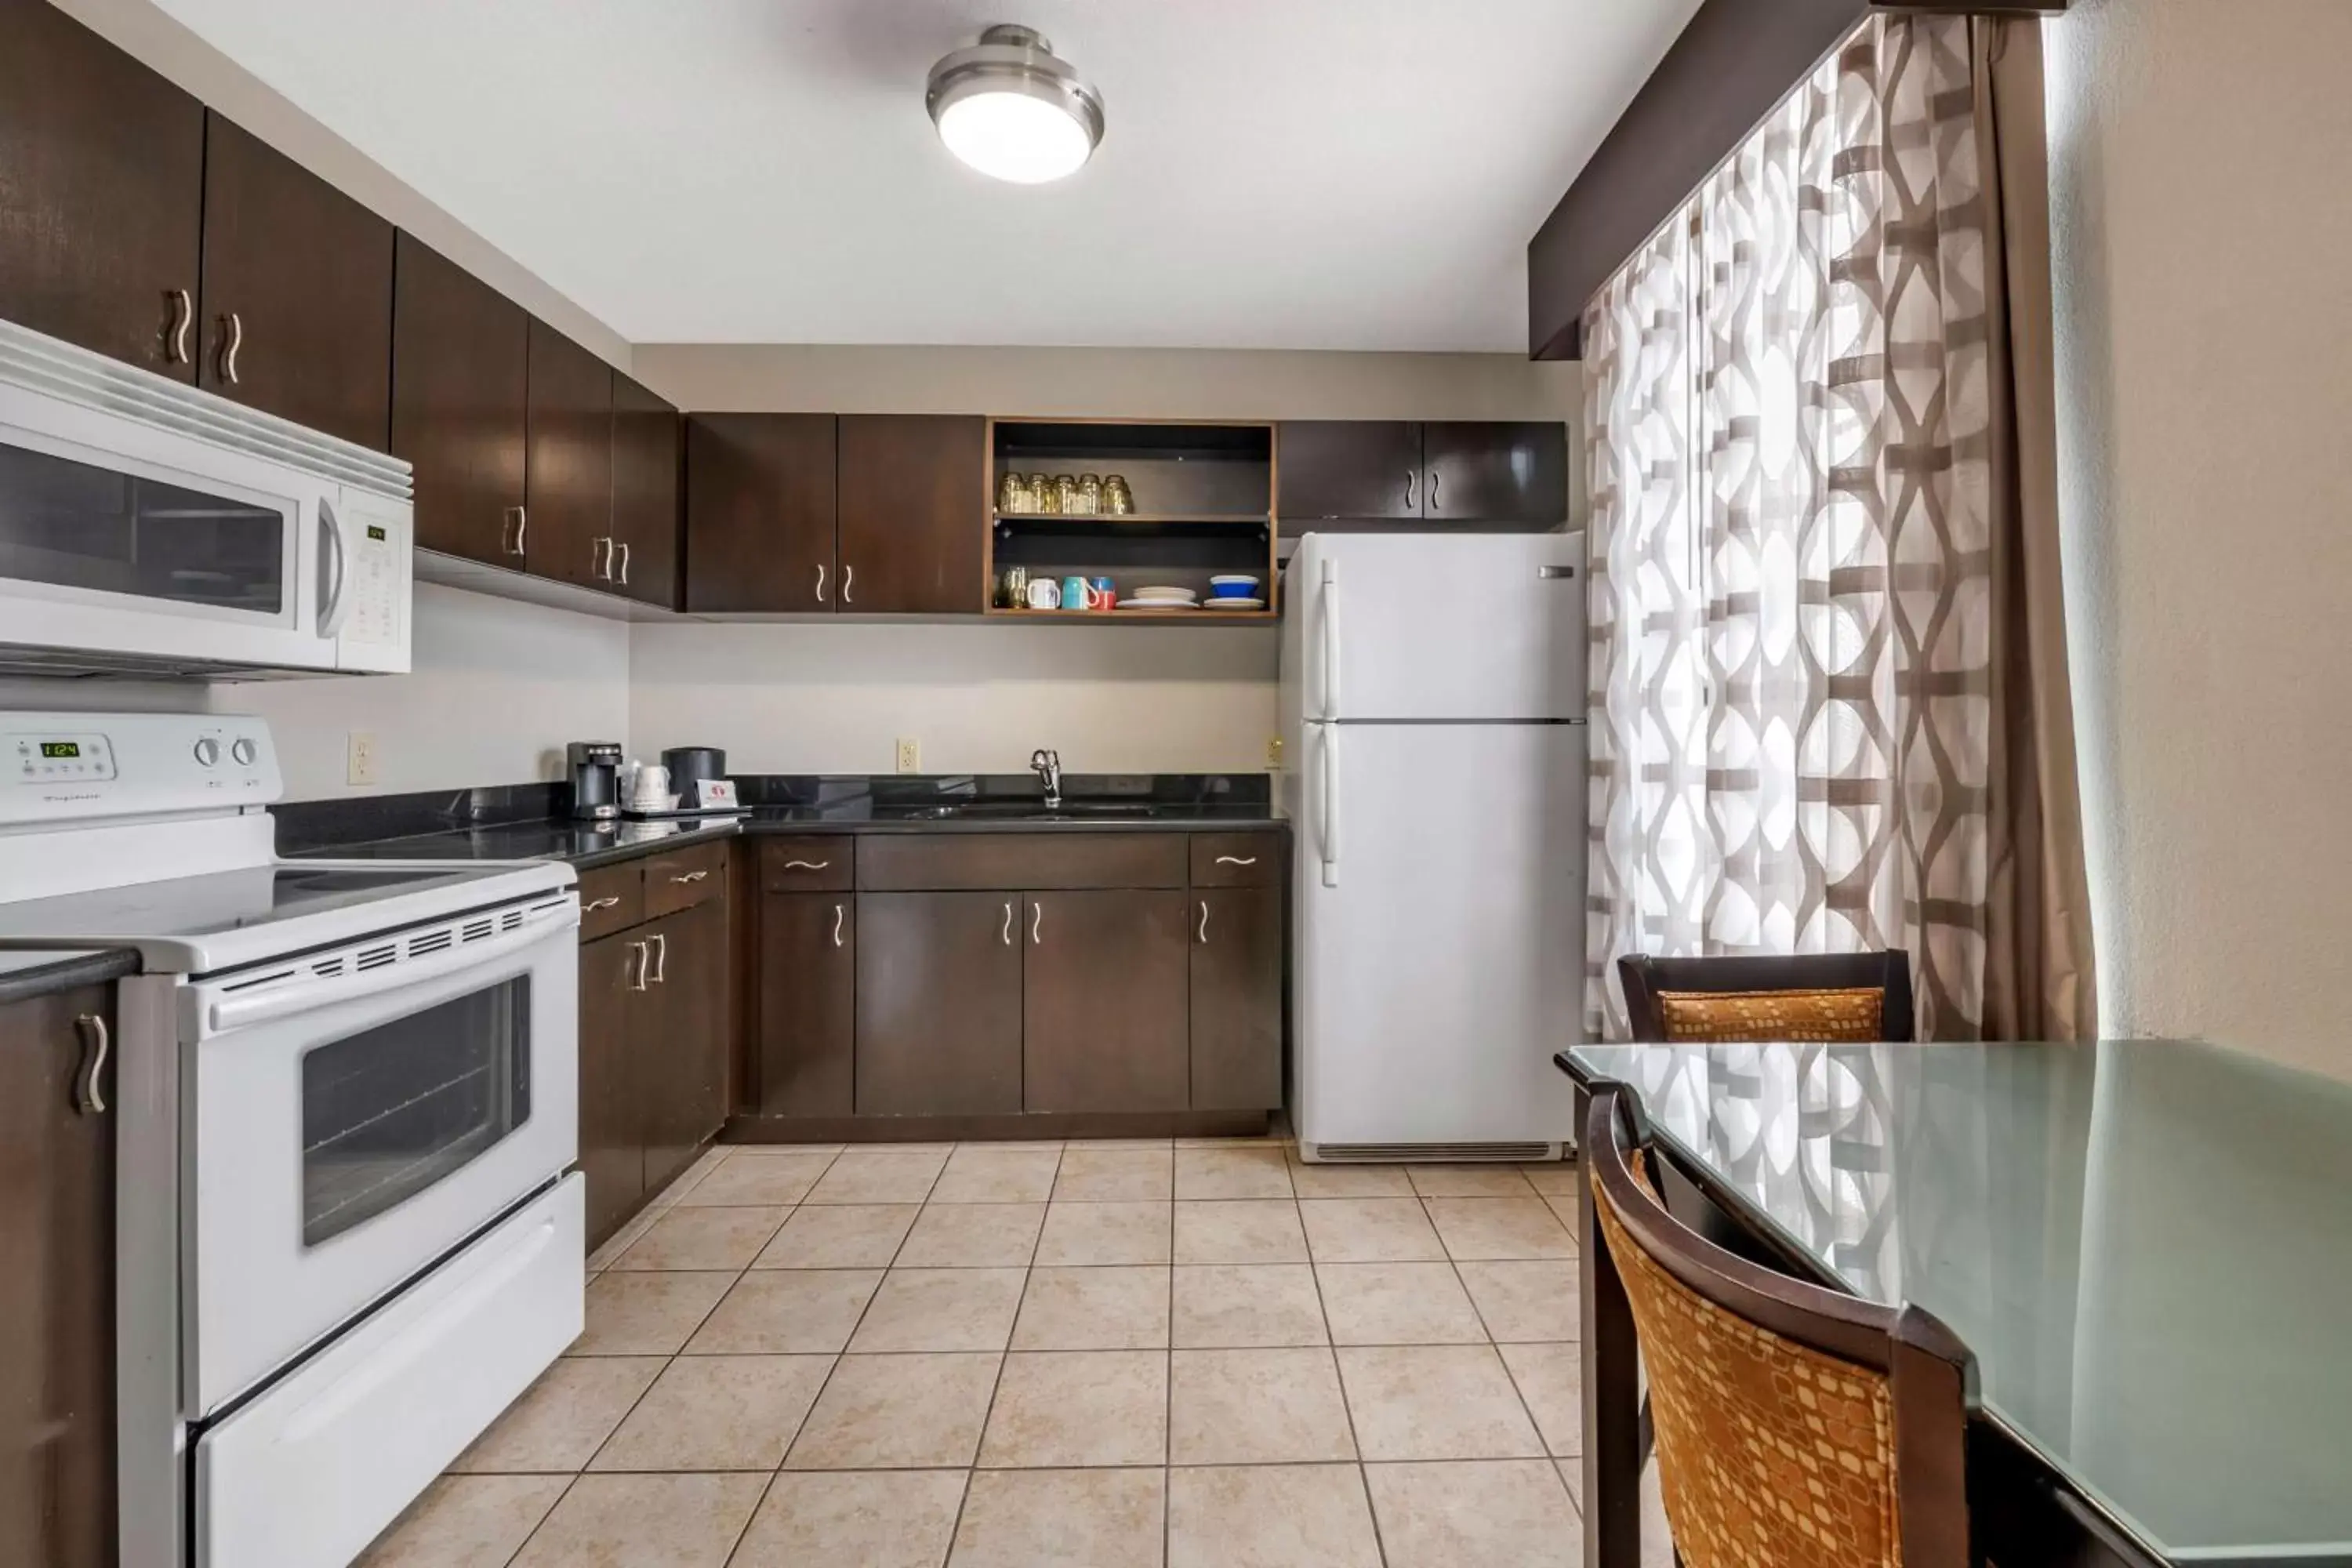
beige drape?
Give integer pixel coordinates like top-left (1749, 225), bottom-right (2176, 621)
top-left (1583, 15), bottom-right (2096, 1042)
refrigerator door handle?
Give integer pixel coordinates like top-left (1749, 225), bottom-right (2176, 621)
top-left (1323, 561), bottom-right (1341, 720)
top-left (1319, 725), bottom-right (1341, 887)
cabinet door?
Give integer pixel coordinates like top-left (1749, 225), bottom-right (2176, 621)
top-left (524, 319), bottom-right (616, 589)
top-left (856, 891), bottom-right (1022, 1116)
top-left (0, 0), bottom-right (204, 380)
top-left (684, 413), bottom-right (837, 612)
top-left (836, 414), bottom-right (985, 614)
top-left (0, 983), bottom-right (118, 1568)
top-left (198, 112), bottom-right (394, 449)
top-left (641, 897), bottom-right (730, 1194)
top-left (579, 933), bottom-right (647, 1247)
top-left (1024, 891), bottom-right (1190, 1114)
top-left (390, 232), bottom-right (528, 566)
top-left (1421, 422), bottom-right (1567, 525)
top-left (1190, 887), bottom-right (1283, 1111)
top-left (1276, 422), bottom-right (1424, 522)
top-left (610, 372), bottom-right (682, 608)
top-left (760, 892), bottom-right (855, 1117)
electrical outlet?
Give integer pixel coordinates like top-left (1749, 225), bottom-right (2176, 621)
top-left (1265, 735), bottom-right (1284, 769)
top-left (346, 731), bottom-right (379, 786)
top-left (895, 737), bottom-right (921, 774)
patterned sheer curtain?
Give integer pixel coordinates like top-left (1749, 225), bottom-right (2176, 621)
top-left (1586, 16), bottom-right (2038, 1043)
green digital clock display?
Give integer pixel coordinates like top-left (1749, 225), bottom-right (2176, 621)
top-left (39, 742), bottom-right (81, 759)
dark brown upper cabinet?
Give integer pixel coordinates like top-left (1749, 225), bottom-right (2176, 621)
top-left (0, 982), bottom-right (118, 1568)
top-left (390, 232), bottom-right (529, 567)
top-left (610, 372), bottom-right (682, 608)
top-left (523, 319), bottom-right (615, 590)
top-left (1277, 422), bottom-right (1425, 521)
top-left (198, 113), bottom-right (394, 449)
top-left (836, 415), bottom-right (986, 614)
top-left (0, 0), bottom-right (204, 381)
top-left (1422, 421), bottom-right (1568, 525)
top-left (1276, 420), bottom-right (1566, 529)
top-left (684, 413), bottom-right (838, 613)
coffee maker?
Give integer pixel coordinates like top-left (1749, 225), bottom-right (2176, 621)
top-left (567, 741), bottom-right (623, 821)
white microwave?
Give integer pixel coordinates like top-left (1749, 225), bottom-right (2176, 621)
top-left (0, 319), bottom-right (411, 680)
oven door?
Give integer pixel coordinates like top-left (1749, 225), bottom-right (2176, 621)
top-left (0, 379), bottom-right (341, 673)
top-left (181, 895), bottom-right (578, 1414)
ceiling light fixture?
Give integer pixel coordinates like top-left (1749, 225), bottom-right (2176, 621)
top-left (925, 24), bottom-right (1105, 185)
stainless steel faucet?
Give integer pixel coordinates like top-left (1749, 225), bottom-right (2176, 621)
top-left (1030, 748), bottom-right (1062, 809)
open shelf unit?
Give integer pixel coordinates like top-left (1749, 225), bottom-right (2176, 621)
top-left (984, 419), bottom-right (1279, 622)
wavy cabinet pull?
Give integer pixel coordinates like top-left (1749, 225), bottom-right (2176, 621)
top-left (648, 931), bottom-right (669, 984)
top-left (219, 310), bottom-right (243, 384)
top-left (628, 940), bottom-right (649, 992)
top-left (783, 859), bottom-right (830, 871)
top-left (583, 895), bottom-right (620, 913)
top-left (1214, 855), bottom-right (1258, 867)
top-left (1030, 901), bottom-right (1043, 946)
top-left (670, 870), bottom-right (709, 884)
top-left (841, 564), bottom-right (854, 605)
top-left (1404, 469), bottom-right (1416, 511)
top-left (815, 563), bottom-right (827, 604)
top-left (593, 537), bottom-right (612, 580)
top-left (832, 903), bottom-right (844, 948)
top-left (165, 289), bottom-right (192, 364)
top-left (1001, 901), bottom-right (1013, 946)
top-left (1198, 900), bottom-right (1210, 943)
top-left (73, 1014), bottom-right (109, 1116)
top-left (616, 542), bottom-right (630, 585)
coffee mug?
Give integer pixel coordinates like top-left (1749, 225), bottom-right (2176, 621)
top-left (1027, 578), bottom-right (1062, 611)
top-left (1091, 577), bottom-right (1116, 612)
top-left (1062, 575), bottom-right (1103, 610)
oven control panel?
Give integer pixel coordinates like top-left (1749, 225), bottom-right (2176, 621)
top-left (0, 712), bottom-right (281, 824)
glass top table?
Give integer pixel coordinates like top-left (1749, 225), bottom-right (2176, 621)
top-left (1563, 1039), bottom-right (2352, 1565)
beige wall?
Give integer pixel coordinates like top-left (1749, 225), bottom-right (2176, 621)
top-left (49, 0), bottom-right (630, 368)
top-left (2047, 0), bottom-right (2352, 1076)
top-left (628, 345), bottom-right (1581, 778)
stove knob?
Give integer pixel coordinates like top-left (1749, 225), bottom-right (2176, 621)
top-left (192, 737), bottom-right (221, 768)
top-left (230, 737), bottom-right (258, 766)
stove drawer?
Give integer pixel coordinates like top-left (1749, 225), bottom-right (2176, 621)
top-left (194, 1174), bottom-right (583, 1568)
top-left (577, 862), bottom-right (645, 941)
top-left (644, 840), bottom-right (728, 918)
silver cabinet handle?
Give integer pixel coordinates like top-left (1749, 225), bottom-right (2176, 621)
top-left (815, 562), bottom-right (827, 603)
top-left (832, 902), bottom-right (844, 948)
top-left (583, 895), bottom-right (620, 913)
top-left (1001, 900), bottom-right (1013, 946)
top-left (628, 940), bottom-right (649, 991)
top-left (648, 931), bottom-right (668, 984)
top-left (73, 1014), bottom-right (109, 1116)
top-left (219, 311), bottom-right (243, 384)
top-left (784, 858), bottom-right (830, 871)
top-left (841, 564), bottom-right (854, 605)
top-left (1214, 855), bottom-right (1258, 866)
top-left (1428, 468), bottom-right (1441, 512)
top-left (166, 289), bottom-right (192, 364)
top-left (514, 506), bottom-right (527, 555)
top-left (1199, 900), bottom-right (1210, 943)
top-left (670, 869), bottom-right (709, 884)
top-left (502, 506), bottom-right (528, 557)
top-left (593, 536), bottom-right (613, 580)
top-left (617, 541), bottom-right (631, 585)
top-left (1031, 900), bottom-right (1042, 946)
top-left (1404, 469), bottom-right (1416, 511)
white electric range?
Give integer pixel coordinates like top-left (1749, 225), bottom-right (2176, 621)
top-left (0, 711), bottom-right (584, 1568)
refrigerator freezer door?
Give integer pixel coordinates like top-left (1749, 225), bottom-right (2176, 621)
top-left (1294, 532), bottom-right (1585, 722)
top-left (1293, 720), bottom-right (1584, 1150)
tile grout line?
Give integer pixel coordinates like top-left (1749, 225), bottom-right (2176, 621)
top-left (1301, 1199), bottom-right (1390, 1568)
top-left (1164, 1141), bottom-right (1179, 1566)
top-left (1423, 1190), bottom-right (1579, 1506)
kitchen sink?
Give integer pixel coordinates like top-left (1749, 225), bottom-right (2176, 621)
top-left (946, 800), bottom-right (1159, 819)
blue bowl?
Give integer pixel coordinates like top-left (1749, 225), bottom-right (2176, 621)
top-left (1208, 576), bottom-right (1260, 599)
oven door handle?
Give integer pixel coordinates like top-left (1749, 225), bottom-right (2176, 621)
top-left (201, 902), bottom-right (577, 1034)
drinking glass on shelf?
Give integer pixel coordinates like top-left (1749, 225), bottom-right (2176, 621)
top-left (996, 472), bottom-right (1033, 514)
top-left (1076, 474), bottom-right (1103, 516)
top-left (1102, 475), bottom-right (1134, 515)
top-left (1052, 474), bottom-right (1081, 514)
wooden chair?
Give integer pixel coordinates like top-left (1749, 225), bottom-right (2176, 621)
top-left (1616, 951), bottom-right (1916, 1044)
top-left (1585, 1083), bottom-right (1973, 1568)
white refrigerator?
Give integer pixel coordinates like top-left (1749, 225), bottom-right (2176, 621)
top-left (1279, 532), bottom-right (1587, 1160)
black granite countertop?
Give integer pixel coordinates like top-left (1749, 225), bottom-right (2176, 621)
top-left (0, 947), bottom-right (142, 1006)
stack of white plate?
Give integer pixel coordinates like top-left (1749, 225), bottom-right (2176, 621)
top-left (1119, 586), bottom-right (1198, 612)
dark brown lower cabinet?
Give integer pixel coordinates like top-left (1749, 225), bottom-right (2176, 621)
top-left (759, 892), bottom-right (855, 1116)
top-left (856, 891), bottom-right (1022, 1116)
top-left (641, 898), bottom-right (728, 1195)
top-left (0, 982), bottom-right (117, 1568)
top-left (1189, 887), bottom-right (1284, 1110)
top-left (578, 932), bottom-right (646, 1245)
top-left (1022, 890), bottom-right (1190, 1114)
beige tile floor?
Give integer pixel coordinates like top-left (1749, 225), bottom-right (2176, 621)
top-left (358, 1138), bottom-right (1635, 1568)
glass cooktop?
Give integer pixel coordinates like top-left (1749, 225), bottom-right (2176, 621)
top-left (0, 862), bottom-right (508, 942)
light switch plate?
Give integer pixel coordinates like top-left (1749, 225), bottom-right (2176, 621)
top-left (895, 737), bottom-right (920, 774)
top-left (347, 731), bottom-right (379, 786)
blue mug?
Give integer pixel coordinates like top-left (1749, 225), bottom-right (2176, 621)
top-left (1062, 575), bottom-right (1104, 611)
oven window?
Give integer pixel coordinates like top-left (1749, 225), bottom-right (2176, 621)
top-left (300, 978), bottom-right (532, 1247)
top-left (0, 439), bottom-right (285, 613)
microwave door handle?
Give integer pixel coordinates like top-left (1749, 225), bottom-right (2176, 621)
top-left (200, 902), bottom-right (576, 1034)
top-left (317, 496), bottom-right (353, 639)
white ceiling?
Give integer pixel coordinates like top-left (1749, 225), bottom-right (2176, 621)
top-left (151, 0), bottom-right (1699, 352)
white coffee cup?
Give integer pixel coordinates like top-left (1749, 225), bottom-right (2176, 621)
top-left (1027, 578), bottom-right (1062, 611)
top-left (629, 761), bottom-right (670, 805)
